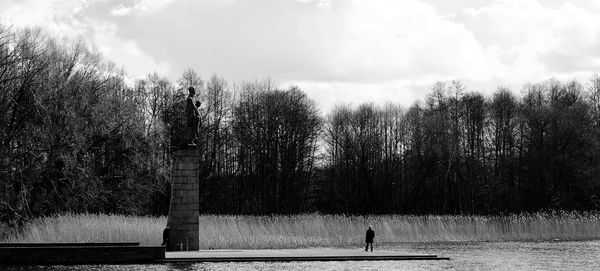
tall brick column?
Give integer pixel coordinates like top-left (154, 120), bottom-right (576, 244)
top-left (167, 148), bottom-right (199, 251)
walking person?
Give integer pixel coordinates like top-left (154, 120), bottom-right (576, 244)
top-left (365, 225), bottom-right (374, 252)
top-left (162, 225), bottom-right (170, 247)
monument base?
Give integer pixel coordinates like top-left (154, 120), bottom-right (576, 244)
top-left (167, 148), bottom-right (200, 251)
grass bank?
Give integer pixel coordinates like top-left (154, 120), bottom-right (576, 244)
top-left (3, 212), bottom-right (600, 248)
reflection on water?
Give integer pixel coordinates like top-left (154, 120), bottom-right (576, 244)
top-left (5, 241), bottom-right (600, 271)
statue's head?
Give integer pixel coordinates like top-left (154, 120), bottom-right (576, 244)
top-left (188, 86), bottom-right (196, 97)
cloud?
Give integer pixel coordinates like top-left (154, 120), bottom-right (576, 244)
top-left (90, 21), bottom-right (171, 77)
top-left (458, 0), bottom-right (600, 83)
top-left (336, 0), bottom-right (508, 82)
top-left (0, 0), bottom-right (172, 80)
top-left (296, 0), bottom-right (332, 8)
top-left (110, 0), bottom-right (175, 16)
top-left (110, 5), bottom-right (133, 16)
top-left (2, 0), bottom-right (600, 112)
top-left (105, 0), bottom-right (510, 85)
top-left (285, 80), bottom-right (426, 111)
top-left (0, 0), bottom-right (92, 37)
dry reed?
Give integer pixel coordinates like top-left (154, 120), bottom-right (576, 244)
top-left (3, 211), bottom-right (600, 248)
top-left (2, 213), bottom-right (164, 245)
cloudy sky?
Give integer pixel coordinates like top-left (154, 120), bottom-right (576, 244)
top-left (2, 0), bottom-right (600, 111)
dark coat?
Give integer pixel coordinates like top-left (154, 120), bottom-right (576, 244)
top-left (162, 227), bottom-right (170, 245)
top-left (366, 229), bottom-right (375, 243)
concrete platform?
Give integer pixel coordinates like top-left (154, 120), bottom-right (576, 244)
top-left (0, 243), bottom-right (164, 265)
top-left (0, 242), bottom-right (140, 247)
top-left (159, 248), bottom-right (450, 262)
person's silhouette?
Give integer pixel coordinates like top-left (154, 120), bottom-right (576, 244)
top-left (162, 225), bottom-right (170, 247)
top-left (365, 225), bottom-right (374, 252)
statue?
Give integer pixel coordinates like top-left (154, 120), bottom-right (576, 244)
top-left (186, 87), bottom-right (200, 146)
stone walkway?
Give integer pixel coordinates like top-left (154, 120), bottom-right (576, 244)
top-left (160, 248), bottom-right (449, 262)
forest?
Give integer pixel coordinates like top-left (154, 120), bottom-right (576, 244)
top-left (2, 25), bottom-right (600, 228)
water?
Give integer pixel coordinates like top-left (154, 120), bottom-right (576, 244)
top-left (5, 241), bottom-right (600, 270)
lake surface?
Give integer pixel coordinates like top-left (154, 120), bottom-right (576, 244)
top-left (6, 240), bottom-right (600, 270)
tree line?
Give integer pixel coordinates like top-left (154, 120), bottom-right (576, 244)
top-left (2, 25), bottom-right (600, 228)
top-left (318, 80), bottom-right (600, 214)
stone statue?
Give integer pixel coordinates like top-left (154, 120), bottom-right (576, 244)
top-left (186, 87), bottom-right (200, 146)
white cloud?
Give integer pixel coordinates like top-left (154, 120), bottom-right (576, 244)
top-left (594, 0), bottom-right (600, 10)
top-left (0, 0), bottom-right (171, 81)
top-left (297, 0), bottom-right (332, 8)
top-left (0, 0), bottom-right (92, 37)
top-left (285, 79), bottom-right (424, 111)
top-left (458, 0), bottom-right (600, 84)
top-left (336, 0), bottom-right (508, 83)
top-left (2, 0), bottom-right (600, 112)
top-left (110, 5), bottom-right (133, 16)
top-left (90, 22), bottom-right (171, 78)
top-left (109, 0), bottom-right (175, 16)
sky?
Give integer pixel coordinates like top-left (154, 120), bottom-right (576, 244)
top-left (1, 0), bottom-right (600, 111)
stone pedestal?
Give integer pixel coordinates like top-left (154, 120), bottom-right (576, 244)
top-left (167, 149), bottom-right (199, 251)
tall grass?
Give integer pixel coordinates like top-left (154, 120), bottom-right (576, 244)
top-left (3, 212), bottom-right (600, 248)
top-left (198, 212), bottom-right (600, 249)
top-left (2, 213), bottom-right (165, 245)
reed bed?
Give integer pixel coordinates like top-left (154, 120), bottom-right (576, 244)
top-left (3, 212), bottom-right (600, 248)
top-left (2, 213), bottom-right (165, 245)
